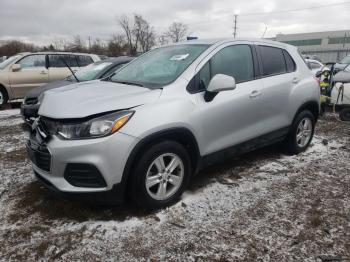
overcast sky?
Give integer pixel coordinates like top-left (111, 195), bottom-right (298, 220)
top-left (0, 0), bottom-right (350, 46)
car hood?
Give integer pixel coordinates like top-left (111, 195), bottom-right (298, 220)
top-left (25, 79), bottom-right (74, 98)
top-left (39, 80), bottom-right (162, 119)
top-left (335, 63), bottom-right (348, 70)
top-left (333, 71), bottom-right (350, 84)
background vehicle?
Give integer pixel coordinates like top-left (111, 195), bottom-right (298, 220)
top-left (0, 52), bottom-right (100, 107)
top-left (303, 54), bottom-right (322, 62)
top-left (334, 55), bottom-right (350, 71)
top-left (306, 59), bottom-right (328, 75)
top-left (28, 39), bottom-right (320, 209)
top-left (21, 56), bottom-right (134, 122)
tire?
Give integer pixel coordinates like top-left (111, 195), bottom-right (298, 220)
top-left (0, 88), bottom-right (8, 109)
top-left (129, 141), bottom-right (191, 210)
top-left (285, 110), bottom-right (315, 155)
top-left (339, 108), bottom-right (350, 121)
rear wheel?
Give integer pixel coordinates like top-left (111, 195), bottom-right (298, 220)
top-left (339, 108), bottom-right (350, 121)
top-left (129, 141), bottom-right (191, 209)
top-left (285, 110), bottom-right (315, 154)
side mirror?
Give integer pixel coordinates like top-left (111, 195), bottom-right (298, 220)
top-left (207, 74), bottom-right (236, 93)
top-left (11, 64), bottom-right (21, 72)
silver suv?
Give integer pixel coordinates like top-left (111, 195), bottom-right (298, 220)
top-left (27, 39), bottom-right (320, 209)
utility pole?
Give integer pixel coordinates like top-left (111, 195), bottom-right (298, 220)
top-left (88, 36), bottom-right (91, 50)
top-left (233, 14), bottom-right (238, 38)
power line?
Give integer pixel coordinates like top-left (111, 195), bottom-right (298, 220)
top-left (182, 1), bottom-right (350, 27)
top-left (241, 1), bottom-right (350, 16)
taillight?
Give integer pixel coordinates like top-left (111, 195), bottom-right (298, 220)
top-left (313, 76), bottom-right (320, 85)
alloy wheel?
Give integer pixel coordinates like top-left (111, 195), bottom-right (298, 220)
top-left (296, 117), bottom-right (313, 147)
top-left (145, 153), bottom-right (184, 201)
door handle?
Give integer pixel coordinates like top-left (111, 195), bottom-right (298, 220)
top-left (292, 77), bottom-right (300, 84)
top-left (249, 90), bottom-right (262, 98)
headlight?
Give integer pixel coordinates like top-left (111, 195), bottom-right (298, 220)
top-left (57, 111), bottom-right (134, 140)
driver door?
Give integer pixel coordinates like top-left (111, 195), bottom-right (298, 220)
top-left (190, 44), bottom-right (265, 156)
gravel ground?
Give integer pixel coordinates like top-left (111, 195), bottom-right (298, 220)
top-left (0, 109), bottom-right (349, 261)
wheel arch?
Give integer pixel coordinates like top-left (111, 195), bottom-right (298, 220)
top-left (0, 83), bottom-right (9, 101)
top-left (121, 127), bottom-right (201, 198)
top-left (294, 100), bottom-right (320, 122)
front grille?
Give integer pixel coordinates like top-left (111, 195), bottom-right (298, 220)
top-left (26, 142), bottom-right (52, 172)
top-left (25, 97), bottom-right (38, 105)
top-left (64, 164), bottom-right (107, 188)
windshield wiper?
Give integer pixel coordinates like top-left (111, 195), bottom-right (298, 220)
top-left (112, 80), bottom-right (144, 87)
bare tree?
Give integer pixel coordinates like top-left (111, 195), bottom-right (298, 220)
top-left (118, 14), bottom-right (156, 55)
top-left (52, 37), bottom-right (68, 51)
top-left (164, 22), bottom-right (188, 43)
top-left (107, 34), bottom-right (128, 56)
top-left (0, 40), bottom-right (36, 57)
top-left (133, 15), bottom-right (155, 53)
top-left (66, 35), bottom-right (86, 52)
top-left (118, 15), bottom-right (137, 55)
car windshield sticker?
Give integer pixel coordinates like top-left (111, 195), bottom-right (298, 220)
top-left (170, 54), bottom-right (189, 61)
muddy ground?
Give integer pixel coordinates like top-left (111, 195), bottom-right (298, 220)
top-left (0, 109), bottom-right (349, 261)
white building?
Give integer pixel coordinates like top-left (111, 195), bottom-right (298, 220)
top-left (272, 30), bottom-right (350, 63)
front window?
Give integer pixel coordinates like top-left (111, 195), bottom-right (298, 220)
top-left (0, 55), bottom-right (21, 70)
top-left (110, 44), bottom-right (209, 88)
top-left (17, 55), bottom-right (46, 69)
top-left (67, 61), bottom-right (113, 82)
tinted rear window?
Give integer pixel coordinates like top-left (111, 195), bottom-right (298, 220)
top-left (77, 55), bottom-right (93, 66)
top-left (49, 55), bottom-right (78, 68)
top-left (258, 46), bottom-right (286, 76)
top-left (283, 50), bottom-right (296, 72)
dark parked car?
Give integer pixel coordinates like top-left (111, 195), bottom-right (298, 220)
top-left (21, 56), bottom-right (134, 123)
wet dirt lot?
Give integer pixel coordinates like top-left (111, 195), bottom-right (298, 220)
top-left (0, 109), bottom-right (349, 261)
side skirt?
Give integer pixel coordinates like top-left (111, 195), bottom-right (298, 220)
top-left (198, 126), bottom-right (290, 170)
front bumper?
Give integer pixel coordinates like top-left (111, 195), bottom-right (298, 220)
top-left (28, 131), bottom-right (139, 202)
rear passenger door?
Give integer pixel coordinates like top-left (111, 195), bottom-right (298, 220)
top-left (256, 45), bottom-right (297, 132)
top-left (48, 54), bottom-right (79, 82)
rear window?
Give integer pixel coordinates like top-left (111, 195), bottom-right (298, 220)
top-left (49, 55), bottom-right (78, 68)
top-left (258, 46), bottom-right (286, 76)
top-left (77, 55), bottom-right (93, 67)
top-left (283, 50), bottom-right (296, 72)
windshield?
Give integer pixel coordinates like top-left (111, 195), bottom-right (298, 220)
top-left (67, 61), bottom-right (113, 81)
top-left (340, 56), bottom-right (350, 64)
top-left (110, 44), bottom-right (209, 87)
top-left (0, 55), bottom-right (21, 70)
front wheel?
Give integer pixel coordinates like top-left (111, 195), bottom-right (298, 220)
top-left (285, 110), bottom-right (315, 155)
top-left (129, 141), bottom-right (191, 209)
top-left (0, 88), bottom-right (8, 109)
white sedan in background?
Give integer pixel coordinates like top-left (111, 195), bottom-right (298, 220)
top-left (306, 59), bottom-right (328, 75)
